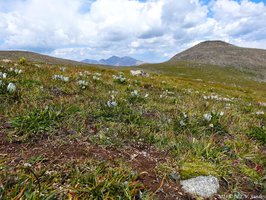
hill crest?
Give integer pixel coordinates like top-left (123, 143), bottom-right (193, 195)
top-left (168, 40), bottom-right (266, 81)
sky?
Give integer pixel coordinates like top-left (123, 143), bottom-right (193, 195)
top-left (0, 0), bottom-right (266, 63)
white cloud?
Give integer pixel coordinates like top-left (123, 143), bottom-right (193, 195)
top-left (0, 0), bottom-right (266, 62)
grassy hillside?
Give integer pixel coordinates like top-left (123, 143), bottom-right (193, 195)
top-left (140, 61), bottom-right (266, 100)
top-left (169, 41), bottom-right (266, 81)
top-left (0, 51), bottom-right (87, 66)
top-left (0, 58), bottom-right (266, 199)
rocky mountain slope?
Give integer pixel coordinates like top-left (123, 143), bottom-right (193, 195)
top-left (168, 41), bottom-right (266, 80)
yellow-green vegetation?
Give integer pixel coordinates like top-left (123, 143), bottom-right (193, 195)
top-left (0, 58), bottom-right (265, 199)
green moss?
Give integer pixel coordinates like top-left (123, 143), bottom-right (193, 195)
top-left (240, 165), bottom-right (260, 181)
top-left (180, 160), bottom-right (218, 179)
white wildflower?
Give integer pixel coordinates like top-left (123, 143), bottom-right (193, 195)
top-left (180, 120), bottom-right (186, 126)
top-left (107, 100), bottom-right (117, 107)
top-left (23, 163), bottom-right (32, 167)
top-left (45, 170), bottom-right (56, 175)
top-left (14, 69), bottom-right (22, 74)
top-left (7, 82), bottom-right (16, 93)
top-left (93, 76), bottom-right (100, 81)
top-left (203, 94), bottom-right (233, 102)
top-left (60, 67), bottom-right (66, 72)
top-left (204, 113), bottom-right (212, 122)
top-left (94, 73), bottom-right (101, 77)
top-left (77, 80), bottom-right (88, 89)
top-left (52, 74), bottom-right (69, 82)
top-left (62, 77), bottom-right (69, 82)
top-left (131, 90), bottom-right (138, 97)
top-left (220, 111), bottom-right (224, 116)
top-left (167, 91), bottom-right (175, 95)
top-left (0, 72), bottom-right (7, 79)
top-left (209, 123), bottom-right (214, 128)
top-left (182, 112), bottom-right (188, 118)
top-left (256, 111), bottom-right (265, 115)
top-left (109, 90), bottom-right (118, 95)
top-left (144, 94), bottom-right (149, 98)
top-left (113, 74), bottom-right (126, 83)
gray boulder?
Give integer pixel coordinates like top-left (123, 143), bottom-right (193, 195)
top-left (180, 175), bottom-right (219, 198)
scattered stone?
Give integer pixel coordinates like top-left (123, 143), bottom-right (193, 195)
top-left (258, 102), bottom-right (266, 107)
top-left (180, 175), bottom-right (219, 198)
top-left (130, 70), bottom-right (149, 77)
top-left (2, 59), bottom-right (12, 63)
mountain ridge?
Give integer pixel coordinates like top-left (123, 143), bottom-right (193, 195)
top-left (82, 56), bottom-right (144, 66)
top-left (169, 40), bottom-right (266, 69)
top-left (0, 50), bottom-right (88, 66)
top-left (166, 40), bottom-right (266, 81)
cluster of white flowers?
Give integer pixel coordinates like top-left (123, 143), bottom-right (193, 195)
top-left (109, 90), bottom-right (118, 95)
top-left (34, 64), bottom-right (41, 68)
top-left (23, 163), bottom-right (32, 168)
top-left (0, 72), bottom-right (7, 79)
top-left (256, 111), bottom-right (265, 115)
top-left (78, 71), bottom-right (91, 77)
top-left (107, 92), bottom-right (118, 107)
top-left (77, 80), bottom-right (89, 89)
top-left (131, 90), bottom-right (139, 97)
top-left (203, 113), bottom-right (212, 122)
top-left (180, 120), bottom-right (186, 126)
top-left (107, 100), bottom-right (117, 107)
top-left (7, 82), bottom-right (16, 93)
top-left (93, 73), bottom-right (101, 81)
top-left (59, 67), bottom-right (66, 72)
top-left (9, 67), bottom-right (22, 74)
top-left (113, 74), bottom-right (127, 83)
top-left (52, 74), bottom-right (70, 82)
top-left (0, 79), bottom-right (17, 93)
top-left (159, 90), bottom-right (175, 98)
top-left (130, 90), bottom-right (149, 99)
top-left (185, 89), bottom-right (193, 94)
top-left (203, 95), bottom-right (233, 102)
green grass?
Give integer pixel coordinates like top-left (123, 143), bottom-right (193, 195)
top-left (0, 58), bottom-right (266, 198)
top-left (0, 160), bottom-right (149, 200)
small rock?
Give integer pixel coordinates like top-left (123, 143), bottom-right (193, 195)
top-left (130, 70), bottom-right (149, 77)
top-left (180, 175), bottom-right (219, 198)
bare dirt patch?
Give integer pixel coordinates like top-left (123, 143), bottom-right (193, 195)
top-left (0, 131), bottom-right (185, 199)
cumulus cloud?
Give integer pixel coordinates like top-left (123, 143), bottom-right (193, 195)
top-left (0, 0), bottom-right (266, 62)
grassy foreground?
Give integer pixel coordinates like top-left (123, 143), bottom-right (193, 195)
top-left (0, 59), bottom-right (266, 199)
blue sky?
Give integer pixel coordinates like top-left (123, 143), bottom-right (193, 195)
top-left (0, 0), bottom-right (266, 62)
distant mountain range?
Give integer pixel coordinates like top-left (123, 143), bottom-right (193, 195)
top-left (82, 56), bottom-right (144, 66)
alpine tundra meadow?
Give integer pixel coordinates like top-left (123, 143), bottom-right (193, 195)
top-left (1, 0), bottom-right (266, 199)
